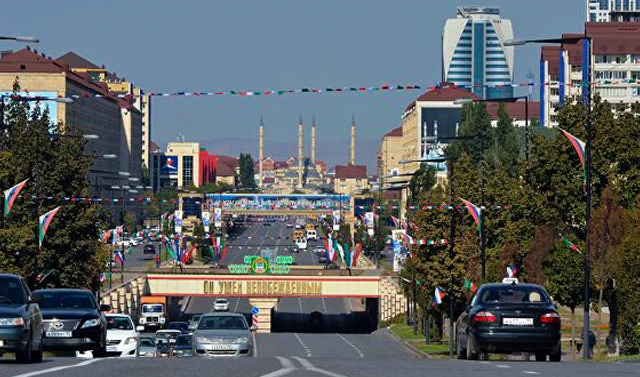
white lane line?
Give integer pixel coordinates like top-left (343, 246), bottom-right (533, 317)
top-left (495, 365), bottom-right (511, 368)
top-left (336, 333), bottom-right (364, 358)
top-left (258, 357), bottom-right (296, 377)
top-left (294, 332), bottom-right (312, 357)
top-left (322, 298), bottom-right (328, 314)
top-left (10, 358), bottom-right (103, 377)
top-left (233, 297), bottom-right (240, 312)
top-left (252, 332), bottom-right (258, 358)
top-left (522, 372), bottom-right (540, 375)
top-left (292, 357), bottom-right (350, 377)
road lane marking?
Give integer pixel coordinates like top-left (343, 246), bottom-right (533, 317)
top-left (258, 357), bottom-right (296, 377)
top-left (252, 332), bottom-right (258, 358)
top-left (495, 365), bottom-right (511, 368)
top-left (292, 357), bottom-right (350, 377)
top-left (233, 297), bottom-right (240, 313)
top-left (336, 334), bottom-right (364, 358)
top-left (10, 358), bottom-right (102, 377)
top-left (294, 332), bottom-right (312, 357)
top-left (522, 372), bottom-right (540, 375)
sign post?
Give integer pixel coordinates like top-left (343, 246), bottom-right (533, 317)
top-left (252, 307), bottom-right (259, 330)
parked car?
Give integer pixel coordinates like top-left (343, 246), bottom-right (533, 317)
top-left (105, 314), bottom-right (140, 357)
top-left (0, 273), bottom-right (44, 363)
top-left (32, 288), bottom-right (110, 357)
top-left (213, 299), bottom-right (229, 312)
top-left (456, 279), bottom-right (562, 361)
top-left (138, 336), bottom-right (156, 357)
top-left (192, 313), bottom-right (255, 357)
top-left (143, 244), bottom-right (156, 255)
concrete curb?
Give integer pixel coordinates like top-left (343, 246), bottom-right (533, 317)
top-left (385, 327), bottom-right (430, 359)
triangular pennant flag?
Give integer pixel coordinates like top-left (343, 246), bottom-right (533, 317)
top-left (433, 287), bottom-right (446, 306)
top-left (39, 207), bottom-right (61, 249)
top-left (4, 179), bottom-right (28, 216)
top-left (560, 234), bottom-right (582, 254)
top-left (460, 198), bottom-right (482, 233)
top-left (558, 128), bottom-right (586, 181)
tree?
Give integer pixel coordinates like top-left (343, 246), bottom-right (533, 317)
top-left (544, 239), bottom-right (585, 360)
top-left (493, 103), bottom-right (520, 175)
top-left (0, 80), bottom-right (109, 290)
top-left (239, 153), bottom-right (256, 188)
top-left (408, 164), bottom-right (437, 206)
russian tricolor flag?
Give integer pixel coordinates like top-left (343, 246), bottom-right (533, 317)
top-left (3, 179), bottom-right (28, 216)
top-left (433, 287), bottom-right (446, 306)
top-left (114, 251), bottom-right (124, 266)
top-left (559, 128), bottom-right (586, 179)
top-left (39, 206), bottom-right (61, 249)
top-left (460, 198), bottom-right (482, 233)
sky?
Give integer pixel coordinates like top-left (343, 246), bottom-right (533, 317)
top-left (1, 0), bottom-right (584, 170)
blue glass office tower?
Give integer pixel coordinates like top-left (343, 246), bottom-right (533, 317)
top-left (443, 6), bottom-right (514, 99)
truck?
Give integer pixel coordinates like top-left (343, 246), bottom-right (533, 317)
top-left (138, 296), bottom-right (167, 331)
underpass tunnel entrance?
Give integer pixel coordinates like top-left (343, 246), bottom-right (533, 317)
top-left (271, 297), bottom-right (378, 334)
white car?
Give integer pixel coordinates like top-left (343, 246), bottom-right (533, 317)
top-left (105, 314), bottom-right (140, 357)
top-left (295, 238), bottom-right (308, 250)
top-left (213, 298), bottom-right (230, 312)
top-left (117, 238), bottom-right (139, 247)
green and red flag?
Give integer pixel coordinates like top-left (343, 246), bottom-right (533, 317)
top-left (463, 278), bottom-right (477, 292)
top-left (560, 234), bottom-right (582, 254)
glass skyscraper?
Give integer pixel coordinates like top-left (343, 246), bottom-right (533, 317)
top-left (442, 6), bottom-right (514, 99)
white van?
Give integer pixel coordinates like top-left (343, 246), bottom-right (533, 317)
top-left (295, 238), bottom-right (308, 250)
top-left (306, 230), bottom-right (317, 241)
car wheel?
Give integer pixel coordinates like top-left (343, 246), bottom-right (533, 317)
top-left (549, 344), bottom-right (562, 362)
top-left (93, 335), bottom-right (107, 358)
top-left (466, 336), bottom-right (479, 360)
top-left (31, 336), bottom-right (44, 362)
top-left (457, 336), bottom-right (467, 359)
top-left (16, 335), bottom-right (32, 363)
top-left (535, 353), bottom-right (546, 362)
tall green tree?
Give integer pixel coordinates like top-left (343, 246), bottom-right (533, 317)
top-left (493, 103), bottom-right (520, 175)
top-left (239, 153), bottom-right (256, 188)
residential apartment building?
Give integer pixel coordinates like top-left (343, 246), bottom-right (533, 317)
top-left (149, 141), bottom-right (218, 190)
top-left (334, 165), bottom-right (369, 195)
top-left (0, 48), bottom-right (142, 197)
top-left (540, 22), bottom-right (640, 127)
top-left (442, 6), bottom-right (515, 99)
top-left (587, 0), bottom-right (640, 22)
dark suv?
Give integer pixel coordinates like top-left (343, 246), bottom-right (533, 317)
top-left (33, 289), bottom-right (110, 357)
top-left (143, 244), bottom-right (156, 259)
top-left (0, 274), bottom-right (44, 363)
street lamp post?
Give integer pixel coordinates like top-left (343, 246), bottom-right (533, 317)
top-left (0, 35), bottom-right (39, 43)
top-left (505, 35), bottom-right (593, 361)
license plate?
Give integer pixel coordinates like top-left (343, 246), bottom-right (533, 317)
top-left (503, 317), bottom-right (534, 326)
top-left (208, 345), bottom-right (234, 350)
top-left (0, 340), bottom-right (4, 346)
top-left (107, 346), bottom-right (118, 352)
top-left (46, 331), bottom-right (72, 338)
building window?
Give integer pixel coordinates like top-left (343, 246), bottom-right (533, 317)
top-left (182, 156), bottom-right (193, 187)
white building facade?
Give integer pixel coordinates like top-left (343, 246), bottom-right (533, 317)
top-left (587, 0), bottom-right (640, 22)
top-left (442, 6), bottom-right (515, 99)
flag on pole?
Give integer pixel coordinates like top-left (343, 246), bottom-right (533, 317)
top-left (100, 229), bottom-right (111, 243)
top-left (125, 246), bottom-right (133, 254)
top-left (559, 128), bottom-right (586, 180)
top-left (560, 234), bottom-right (582, 254)
top-left (35, 269), bottom-right (53, 285)
top-left (100, 273), bottom-right (107, 283)
top-left (507, 266), bottom-right (518, 278)
top-left (433, 287), bottom-right (446, 306)
top-left (3, 179), bottom-right (28, 216)
top-left (114, 251), bottom-right (124, 266)
top-left (390, 216), bottom-right (400, 228)
top-left (39, 207), bottom-right (61, 249)
top-left (463, 278), bottom-right (477, 292)
top-left (460, 198), bottom-right (482, 233)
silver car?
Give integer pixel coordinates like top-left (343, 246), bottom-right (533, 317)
top-left (192, 313), bottom-right (255, 357)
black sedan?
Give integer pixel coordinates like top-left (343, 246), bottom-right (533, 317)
top-left (456, 281), bottom-right (561, 361)
top-left (33, 288), bottom-right (111, 357)
top-left (0, 274), bottom-right (44, 363)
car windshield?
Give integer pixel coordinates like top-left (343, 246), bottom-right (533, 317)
top-left (140, 338), bottom-right (155, 347)
top-left (37, 291), bottom-right (96, 310)
top-left (0, 277), bottom-right (24, 305)
top-left (479, 286), bottom-right (550, 305)
top-left (168, 322), bottom-right (188, 330)
top-left (142, 304), bottom-right (163, 313)
top-left (215, 300), bottom-right (227, 304)
top-left (175, 336), bottom-right (191, 346)
top-left (106, 316), bottom-right (134, 330)
top-left (198, 316), bottom-right (248, 330)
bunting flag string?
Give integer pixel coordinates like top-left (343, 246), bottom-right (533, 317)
top-left (7, 80), bottom-right (640, 102)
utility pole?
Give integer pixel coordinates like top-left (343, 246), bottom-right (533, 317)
top-left (449, 159), bottom-right (456, 359)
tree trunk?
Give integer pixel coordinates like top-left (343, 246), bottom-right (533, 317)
top-left (571, 307), bottom-right (576, 362)
top-left (597, 288), bottom-right (603, 358)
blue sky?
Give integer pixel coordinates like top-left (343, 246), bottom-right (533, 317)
top-left (1, 0), bottom-right (584, 170)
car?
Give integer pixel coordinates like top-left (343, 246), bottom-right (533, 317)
top-left (33, 288), bottom-right (110, 357)
top-left (192, 312), bottom-right (255, 357)
top-left (213, 299), bottom-right (229, 312)
top-left (155, 329), bottom-right (181, 344)
top-left (143, 244), bottom-right (156, 255)
top-left (167, 321), bottom-right (190, 335)
top-left (138, 336), bottom-right (156, 357)
top-left (318, 254), bottom-right (328, 264)
top-left (172, 334), bottom-right (193, 357)
top-left (286, 223), bottom-right (293, 228)
top-left (0, 273), bottom-right (44, 363)
top-left (155, 336), bottom-right (173, 357)
top-left (188, 314), bottom-right (202, 331)
top-left (456, 279), bottom-right (562, 362)
top-left (105, 314), bottom-right (140, 357)
top-left (314, 246), bottom-right (326, 255)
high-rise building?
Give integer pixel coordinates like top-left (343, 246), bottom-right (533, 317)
top-left (442, 6), bottom-right (514, 99)
top-left (539, 22), bottom-right (640, 127)
top-left (587, 0), bottom-right (640, 22)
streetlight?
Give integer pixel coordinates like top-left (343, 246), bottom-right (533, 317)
top-left (0, 35), bottom-right (39, 43)
top-left (505, 34), bottom-right (593, 362)
top-left (454, 96), bottom-right (531, 161)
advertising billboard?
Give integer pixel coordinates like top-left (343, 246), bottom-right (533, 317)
top-left (202, 211), bottom-right (211, 233)
top-left (161, 155), bottom-right (179, 175)
top-left (174, 210), bottom-right (183, 234)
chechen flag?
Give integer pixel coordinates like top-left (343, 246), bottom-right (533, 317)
top-left (3, 179), bottom-right (28, 216)
top-left (39, 207), bottom-right (61, 249)
top-left (433, 287), bottom-right (446, 306)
